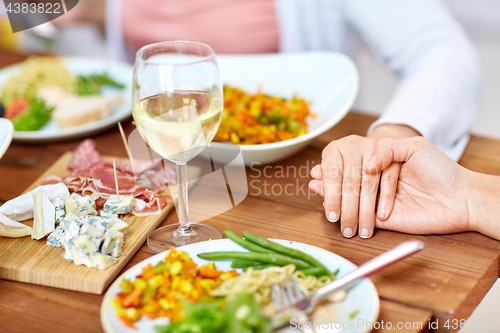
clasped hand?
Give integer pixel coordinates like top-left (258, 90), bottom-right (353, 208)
top-left (309, 135), bottom-right (472, 239)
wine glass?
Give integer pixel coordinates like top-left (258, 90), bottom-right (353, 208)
top-left (132, 41), bottom-right (223, 251)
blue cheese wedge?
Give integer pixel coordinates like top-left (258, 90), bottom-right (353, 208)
top-left (59, 218), bottom-right (82, 242)
top-left (78, 221), bottom-right (106, 253)
top-left (63, 239), bottom-right (91, 266)
top-left (101, 229), bottom-right (124, 257)
top-left (64, 193), bottom-right (97, 216)
top-left (100, 211), bottom-right (117, 218)
top-left (32, 189), bottom-right (56, 240)
top-left (96, 213), bottom-right (129, 233)
top-left (109, 219), bottom-right (129, 234)
top-left (53, 197), bottom-right (65, 225)
top-left (87, 215), bottom-right (116, 228)
top-left (103, 195), bottom-right (134, 215)
top-left (47, 227), bottom-right (66, 247)
top-left (88, 252), bottom-right (118, 270)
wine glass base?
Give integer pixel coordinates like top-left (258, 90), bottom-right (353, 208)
top-left (147, 223), bottom-right (223, 253)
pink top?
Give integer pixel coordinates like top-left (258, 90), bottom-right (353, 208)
top-left (122, 0), bottom-right (280, 54)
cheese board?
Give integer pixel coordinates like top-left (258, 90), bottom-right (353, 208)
top-left (0, 152), bottom-right (186, 294)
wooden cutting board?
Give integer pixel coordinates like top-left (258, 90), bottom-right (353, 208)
top-left (0, 152), bottom-right (184, 294)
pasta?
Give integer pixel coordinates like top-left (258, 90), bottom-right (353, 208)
top-left (209, 264), bottom-right (344, 306)
top-left (0, 56), bottom-right (75, 105)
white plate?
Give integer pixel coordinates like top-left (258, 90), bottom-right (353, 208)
top-left (0, 118), bottom-right (13, 159)
top-left (209, 52), bottom-right (359, 166)
top-left (101, 238), bottom-right (379, 333)
top-left (0, 56), bottom-right (133, 143)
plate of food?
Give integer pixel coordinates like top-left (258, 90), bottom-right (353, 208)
top-left (0, 56), bottom-right (133, 143)
top-left (101, 231), bottom-right (379, 333)
top-left (210, 52), bottom-right (359, 166)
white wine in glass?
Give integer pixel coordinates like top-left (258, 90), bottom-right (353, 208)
top-left (132, 41), bottom-right (224, 251)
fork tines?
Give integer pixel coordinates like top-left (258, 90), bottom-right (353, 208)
top-left (271, 276), bottom-right (304, 310)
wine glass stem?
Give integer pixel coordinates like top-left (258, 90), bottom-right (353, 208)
top-left (176, 163), bottom-right (190, 231)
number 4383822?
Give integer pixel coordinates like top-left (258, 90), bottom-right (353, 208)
top-left (444, 319), bottom-right (499, 330)
top-left (5, 2), bottom-right (61, 14)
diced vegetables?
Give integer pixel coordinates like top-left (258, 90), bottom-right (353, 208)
top-left (112, 247), bottom-right (238, 327)
top-left (214, 85), bottom-right (314, 144)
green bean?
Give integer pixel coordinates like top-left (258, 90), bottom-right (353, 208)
top-left (230, 260), bottom-right (267, 268)
top-left (197, 251), bottom-right (309, 269)
top-left (224, 230), bottom-right (276, 254)
top-left (242, 264), bottom-right (275, 272)
top-left (243, 232), bottom-right (335, 279)
top-left (298, 267), bottom-right (326, 276)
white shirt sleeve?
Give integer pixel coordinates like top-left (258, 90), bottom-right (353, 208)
top-left (344, 0), bottom-right (480, 161)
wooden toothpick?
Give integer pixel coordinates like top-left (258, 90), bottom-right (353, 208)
top-left (118, 122), bottom-right (135, 170)
top-left (113, 159), bottom-right (120, 202)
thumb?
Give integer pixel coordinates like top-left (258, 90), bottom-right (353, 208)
top-left (364, 137), bottom-right (426, 173)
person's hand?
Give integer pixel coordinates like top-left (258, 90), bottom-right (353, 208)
top-left (309, 135), bottom-right (380, 239)
top-left (363, 137), bottom-right (472, 235)
top-left (309, 124), bottom-right (420, 239)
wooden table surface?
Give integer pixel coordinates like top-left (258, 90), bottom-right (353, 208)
top-left (1, 50), bottom-right (500, 333)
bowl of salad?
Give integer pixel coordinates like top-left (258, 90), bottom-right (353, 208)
top-left (210, 52), bottom-right (359, 166)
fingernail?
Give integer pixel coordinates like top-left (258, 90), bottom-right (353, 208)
top-left (365, 156), bottom-right (377, 169)
top-left (360, 228), bottom-right (370, 238)
top-left (311, 165), bottom-right (320, 178)
top-left (327, 211), bottom-right (338, 222)
top-left (378, 208), bottom-right (386, 219)
top-left (323, 202), bottom-right (325, 207)
top-left (343, 227), bottom-right (354, 238)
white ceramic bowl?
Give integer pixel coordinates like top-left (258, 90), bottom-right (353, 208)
top-left (0, 118), bottom-right (14, 159)
top-left (210, 52), bottom-right (359, 166)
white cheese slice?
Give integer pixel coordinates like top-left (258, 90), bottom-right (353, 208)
top-left (64, 193), bottom-right (97, 216)
top-left (103, 195), bottom-right (134, 214)
top-left (0, 183), bottom-right (69, 222)
top-left (32, 189), bottom-right (56, 240)
top-left (0, 213), bottom-right (32, 238)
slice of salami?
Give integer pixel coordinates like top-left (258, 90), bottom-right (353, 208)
top-left (68, 139), bottom-right (104, 171)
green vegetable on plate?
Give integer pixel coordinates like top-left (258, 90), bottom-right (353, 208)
top-left (155, 293), bottom-right (272, 333)
top-left (76, 73), bottom-right (125, 96)
top-left (11, 99), bottom-right (53, 131)
top-left (224, 230), bottom-right (278, 254)
top-left (197, 251), bottom-right (309, 269)
top-left (243, 232), bottom-right (335, 279)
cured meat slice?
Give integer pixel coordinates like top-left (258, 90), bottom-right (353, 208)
top-left (45, 139), bottom-right (170, 216)
top-left (68, 139), bottom-right (104, 171)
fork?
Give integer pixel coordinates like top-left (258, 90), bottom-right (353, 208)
top-left (272, 276), bottom-right (316, 332)
top-left (271, 240), bottom-right (424, 329)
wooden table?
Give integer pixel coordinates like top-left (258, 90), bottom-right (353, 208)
top-left (1, 51), bottom-right (500, 333)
